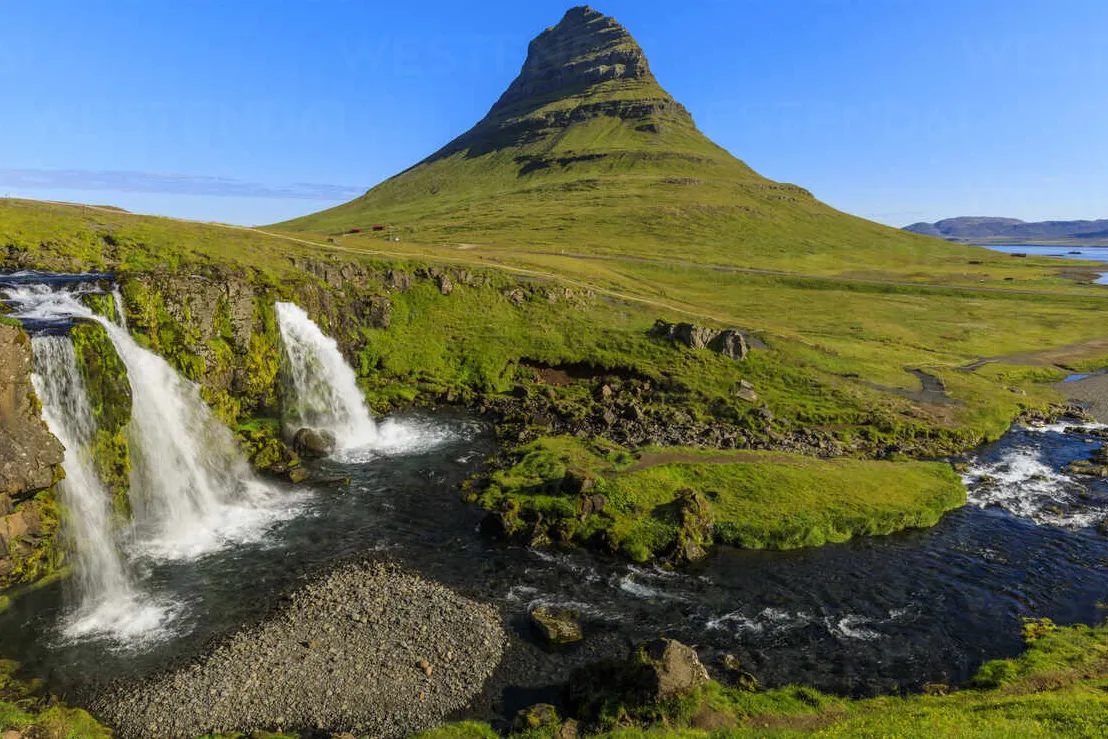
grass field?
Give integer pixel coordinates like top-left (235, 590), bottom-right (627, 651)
top-left (475, 436), bottom-right (965, 560)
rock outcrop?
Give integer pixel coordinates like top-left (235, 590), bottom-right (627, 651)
top-left (650, 320), bottom-right (749, 360)
top-left (567, 638), bottom-right (709, 721)
top-left (491, 6), bottom-right (656, 114)
top-left (530, 606), bottom-right (584, 647)
top-left (0, 324), bottom-right (64, 587)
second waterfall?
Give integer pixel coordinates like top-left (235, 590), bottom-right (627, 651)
top-left (275, 302), bottom-right (378, 455)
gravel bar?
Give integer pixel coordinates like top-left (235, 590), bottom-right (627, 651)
top-left (91, 562), bottom-right (507, 738)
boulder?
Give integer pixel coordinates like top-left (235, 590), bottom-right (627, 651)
top-left (292, 427), bottom-right (337, 458)
top-left (512, 704), bottom-right (560, 732)
top-left (567, 638), bottom-right (709, 720)
top-left (562, 470), bottom-right (596, 496)
top-left (530, 606), bottom-right (583, 646)
top-left (673, 488), bottom-right (713, 562)
top-left (555, 720), bottom-right (579, 739)
top-left (650, 320), bottom-right (748, 361)
top-left (436, 274), bottom-right (454, 296)
top-left (639, 638), bottom-right (710, 701)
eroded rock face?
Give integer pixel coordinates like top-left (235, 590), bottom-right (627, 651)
top-left (0, 325), bottom-right (63, 498)
top-left (492, 6), bottom-right (654, 113)
top-left (0, 324), bottom-right (64, 587)
top-left (650, 320), bottom-right (749, 361)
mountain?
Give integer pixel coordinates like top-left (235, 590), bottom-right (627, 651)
top-left (278, 6), bottom-right (962, 274)
top-left (905, 216), bottom-right (1108, 246)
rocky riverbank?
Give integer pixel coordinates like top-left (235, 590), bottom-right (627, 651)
top-left (90, 562), bottom-right (506, 739)
top-left (1060, 374), bottom-right (1108, 423)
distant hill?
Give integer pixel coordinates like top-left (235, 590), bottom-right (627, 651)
top-left (905, 217), bottom-right (1108, 246)
top-left (277, 5), bottom-right (971, 274)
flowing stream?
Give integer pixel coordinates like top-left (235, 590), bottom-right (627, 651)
top-left (3, 273), bottom-right (1108, 724)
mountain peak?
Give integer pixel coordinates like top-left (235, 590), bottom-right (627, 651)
top-left (489, 5), bottom-right (654, 115)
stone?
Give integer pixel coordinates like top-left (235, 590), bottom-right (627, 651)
top-left (385, 270), bottom-right (411, 292)
top-left (513, 703), bottom-right (560, 732)
top-left (362, 296), bottom-right (392, 329)
top-left (287, 467), bottom-right (310, 484)
top-left (577, 493), bottom-right (607, 520)
top-left (734, 386), bottom-right (759, 404)
top-left (530, 606), bottom-right (583, 646)
top-left (292, 428), bottom-right (337, 458)
top-left (709, 329), bottom-right (748, 360)
top-left (650, 319), bottom-right (748, 361)
top-left (673, 488), bottom-right (713, 562)
top-left (437, 274), bottom-right (454, 296)
top-left (562, 470), bottom-right (596, 496)
top-left (567, 638), bottom-right (709, 721)
top-left (639, 638), bottom-right (710, 700)
top-left (718, 653), bottom-right (742, 672)
top-left (504, 288), bottom-right (527, 307)
top-left (555, 719), bottom-right (579, 739)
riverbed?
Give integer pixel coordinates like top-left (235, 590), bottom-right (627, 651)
top-left (2, 411), bottom-right (1108, 728)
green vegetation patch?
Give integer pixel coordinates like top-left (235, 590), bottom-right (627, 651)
top-left (71, 322), bottom-right (133, 519)
top-left (474, 436), bottom-right (965, 561)
top-left (423, 620), bottom-right (1108, 739)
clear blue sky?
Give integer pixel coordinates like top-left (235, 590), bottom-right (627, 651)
top-left (2, 0), bottom-right (1105, 227)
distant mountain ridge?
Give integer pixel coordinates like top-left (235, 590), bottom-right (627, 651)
top-left (905, 217), bottom-right (1108, 246)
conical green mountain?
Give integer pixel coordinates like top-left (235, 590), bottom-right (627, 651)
top-left (281, 6), bottom-right (950, 273)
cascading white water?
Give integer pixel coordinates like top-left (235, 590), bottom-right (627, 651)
top-left (30, 335), bottom-right (172, 642)
top-left (111, 286), bottom-right (128, 330)
top-left (5, 285), bottom-right (301, 563)
top-left (275, 302), bottom-right (377, 451)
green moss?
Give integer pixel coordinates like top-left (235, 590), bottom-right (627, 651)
top-left (479, 437), bottom-right (966, 560)
top-left (70, 322), bottom-right (132, 520)
top-left (0, 659), bottom-right (112, 738)
top-left (2, 491), bottom-right (64, 589)
top-left (243, 300), bottom-right (280, 412)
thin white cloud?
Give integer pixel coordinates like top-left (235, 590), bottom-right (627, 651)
top-left (0, 169), bottom-right (364, 201)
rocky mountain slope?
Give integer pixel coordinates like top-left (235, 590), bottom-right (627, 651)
top-left (905, 216), bottom-right (1108, 245)
top-left (277, 6), bottom-right (964, 275)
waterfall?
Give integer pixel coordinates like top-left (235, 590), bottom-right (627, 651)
top-left (31, 336), bottom-right (171, 642)
top-left (111, 287), bottom-right (128, 330)
top-left (5, 284), bottom-right (300, 562)
top-left (98, 318), bottom-right (288, 560)
top-left (275, 302), bottom-right (377, 452)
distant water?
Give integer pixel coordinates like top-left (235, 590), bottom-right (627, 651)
top-left (980, 244), bottom-right (1108, 284)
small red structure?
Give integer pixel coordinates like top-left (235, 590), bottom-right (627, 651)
top-left (372, 224), bottom-right (386, 232)
top-left (347, 228), bottom-right (362, 234)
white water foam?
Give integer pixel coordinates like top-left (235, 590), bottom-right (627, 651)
top-left (706, 607), bottom-right (814, 635)
top-left (6, 285), bottom-right (305, 564)
top-left (274, 301), bottom-right (463, 462)
top-left (275, 301), bottom-right (377, 451)
top-left (826, 614), bottom-right (884, 641)
top-left (30, 335), bottom-right (177, 645)
top-left (963, 443), bottom-right (1101, 528)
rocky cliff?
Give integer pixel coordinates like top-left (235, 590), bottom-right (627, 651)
top-left (0, 324), bottom-right (64, 587)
